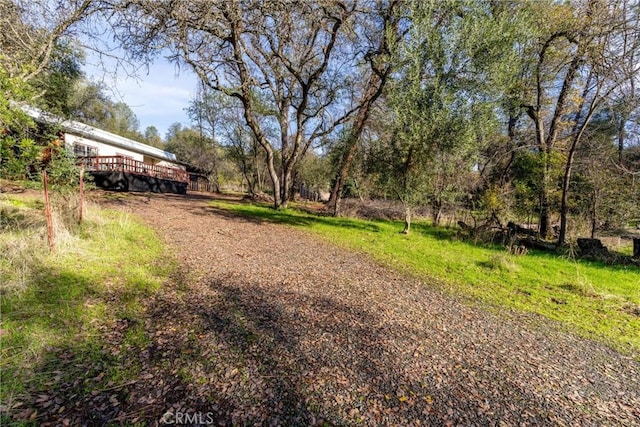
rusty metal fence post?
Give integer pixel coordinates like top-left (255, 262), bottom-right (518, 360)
top-left (78, 168), bottom-right (85, 224)
top-left (42, 170), bottom-right (55, 252)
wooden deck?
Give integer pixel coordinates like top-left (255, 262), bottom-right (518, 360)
top-left (80, 156), bottom-right (189, 183)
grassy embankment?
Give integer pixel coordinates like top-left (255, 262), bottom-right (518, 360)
top-left (0, 190), bottom-right (171, 415)
top-left (210, 200), bottom-right (640, 357)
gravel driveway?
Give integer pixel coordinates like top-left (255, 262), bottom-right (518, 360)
top-left (94, 192), bottom-right (640, 426)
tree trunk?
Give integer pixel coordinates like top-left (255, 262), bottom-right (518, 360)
top-left (328, 142), bottom-right (356, 216)
top-left (241, 159), bottom-right (255, 198)
top-left (528, 33), bottom-right (585, 241)
top-left (267, 154), bottom-right (281, 208)
top-left (537, 139), bottom-right (551, 239)
top-left (558, 162), bottom-right (572, 246)
top-left (328, 3), bottom-right (399, 214)
top-left (633, 238), bottom-right (640, 259)
top-left (228, 12), bottom-right (282, 208)
top-left (279, 167), bottom-right (292, 209)
top-left (618, 114), bottom-right (627, 163)
top-left (331, 194), bottom-right (343, 217)
top-left (526, 108), bottom-right (550, 239)
top-left (327, 77), bottom-right (379, 215)
top-left (211, 144), bottom-right (220, 193)
top-left (539, 141), bottom-right (555, 239)
top-left (539, 178), bottom-right (550, 239)
top-left (590, 189), bottom-right (598, 239)
top-left (403, 205), bottom-right (411, 234)
top-left (559, 72), bottom-right (593, 247)
top-left (542, 43), bottom-right (584, 238)
top-left (288, 169), bottom-right (299, 202)
top-left (499, 112), bottom-right (520, 186)
top-left (254, 144), bottom-right (264, 192)
top-left (432, 199), bottom-right (442, 226)
top-left (42, 170), bottom-right (55, 252)
top-left (240, 105), bottom-right (280, 207)
top-left (246, 178), bottom-right (255, 199)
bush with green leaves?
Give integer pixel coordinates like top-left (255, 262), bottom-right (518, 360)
top-left (0, 137), bottom-right (42, 180)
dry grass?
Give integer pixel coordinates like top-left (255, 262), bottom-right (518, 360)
top-left (1, 188), bottom-right (169, 421)
top-left (1, 196), bottom-right (47, 294)
top-left (0, 191), bottom-right (94, 294)
top-left (479, 252), bottom-right (520, 272)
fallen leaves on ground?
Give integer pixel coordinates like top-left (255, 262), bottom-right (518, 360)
top-left (6, 192), bottom-right (640, 426)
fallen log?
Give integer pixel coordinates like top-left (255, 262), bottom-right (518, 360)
top-left (521, 237), bottom-right (557, 252)
top-left (507, 221), bottom-right (537, 237)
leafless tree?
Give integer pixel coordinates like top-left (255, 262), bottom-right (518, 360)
top-left (0, 0), bottom-right (100, 83)
top-left (111, 0), bottom-right (399, 208)
top-left (518, 0), bottom-right (640, 243)
top-left (327, 0), bottom-right (401, 215)
top-left (555, 0), bottom-right (640, 245)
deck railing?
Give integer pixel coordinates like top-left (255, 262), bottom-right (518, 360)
top-left (80, 156), bottom-right (189, 183)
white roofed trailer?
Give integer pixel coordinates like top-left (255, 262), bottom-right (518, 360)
top-left (20, 105), bottom-right (189, 194)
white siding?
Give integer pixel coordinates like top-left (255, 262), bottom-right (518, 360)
top-left (64, 133), bottom-right (144, 161)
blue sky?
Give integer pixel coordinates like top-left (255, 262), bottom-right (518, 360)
top-left (83, 53), bottom-right (199, 140)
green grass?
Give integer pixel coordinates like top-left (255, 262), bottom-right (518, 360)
top-left (0, 193), bottom-right (172, 412)
top-left (209, 200), bottom-right (640, 357)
